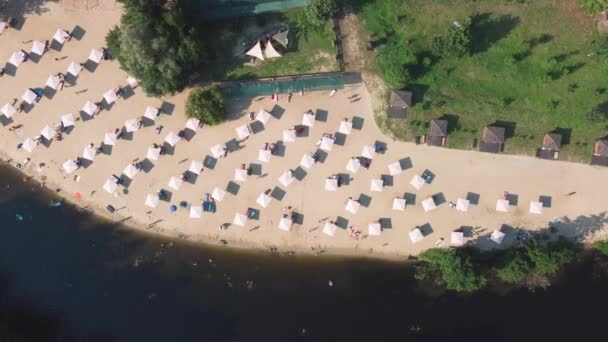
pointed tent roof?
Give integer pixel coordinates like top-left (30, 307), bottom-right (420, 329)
top-left (271, 29), bottom-right (289, 48)
top-left (430, 119), bottom-right (448, 137)
top-left (264, 41), bottom-right (282, 58)
top-left (388, 90), bottom-right (412, 118)
top-left (595, 139), bottom-right (608, 156)
top-left (482, 126), bottom-right (505, 144)
top-left (245, 41), bottom-right (265, 61)
top-left (542, 133), bottom-right (562, 150)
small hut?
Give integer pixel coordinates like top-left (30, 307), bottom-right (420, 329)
top-left (388, 90), bottom-right (412, 118)
top-left (538, 133), bottom-right (561, 160)
top-left (479, 126), bottom-right (505, 153)
top-left (428, 119), bottom-right (447, 147)
top-left (592, 139), bottom-right (608, 166)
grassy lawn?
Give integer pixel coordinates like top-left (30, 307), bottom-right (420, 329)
top-left (208, 9), bottom-right (338, 80)
top-left (356, 0), bottom-right (608, 162)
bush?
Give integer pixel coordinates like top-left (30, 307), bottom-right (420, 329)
top-left (186, 85), bottom-right (226, 125)
top-left (495, 252), bottom-right (531, 284)
top-left (378, 39), bottom-right (415, 89)
top-left (105, 26), bottom-right (122, 59)
top-left (525, 238), bottom-right (575, 275)
top-left (431, 17), bottom-right (472, 58)
top-left (585, 108), bottom-right (607, 122)
top-left (305, 0), bottom-right (337, 28)
top-left (594, 240), bottom-right (608, 256)
top-left (591, 34), bottom-right (608, 58)
top-left (580, 0), bottom-right (608, 14)
top-left (418, 248), bottom-right (487, 292)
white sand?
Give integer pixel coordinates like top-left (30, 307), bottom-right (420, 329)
top-left (1, 2), bottom-right (607, 260)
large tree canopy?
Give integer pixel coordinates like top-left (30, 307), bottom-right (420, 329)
top-left (186, 85), bottom-right (226, 125)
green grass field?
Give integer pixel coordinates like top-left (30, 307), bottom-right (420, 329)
top-left (357, 0), bottom-right (608, 162)
top-left (208, 9), bottom-right (338, 80)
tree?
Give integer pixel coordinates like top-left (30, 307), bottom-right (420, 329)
top-left (594, 240), bottom-right (608, 256)
top-left (432, 17), bottom-right (472, 58)
top-left (525, 238), bottom-right (575, 275)
top-left (186, 85), bottom-right (226, 125)
top-left (495, 252), bottom-right (531, 284)
top-left (305, 0), bottom-right (337, 28)
top-left (418, 248), bottom-right (487, 292)
top-left (580, 0), bottom-right (608, 14)
top-left (378, 39), bottom-right (415, 89)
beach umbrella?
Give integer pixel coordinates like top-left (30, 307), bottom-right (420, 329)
top-left (45, 75), bottom-right (61, 89)
top-left (302, 113), bottom-right (315, 127)
top-left (409, 228), bottom-right (424, 243)
top-left (123, 164), bottom-right (139, 179)
top-left (368, 222), bottom-right (382, 236)
top-left (103, 133), bottom-right (117, 146)
top-left (387, 162), bottom-right (402, 176)
top-left (325, 178), bottom-right (338, 191)
top-left (234, 168), bottom-right (248, 182)
top-left (393, 197), bottom-right (406, 211)
top-left (22, 138), bottom-right (37, 153)
top-left (147, 146), bottom-right (161, 160)
top-left (124, 119), bottom-right (139, 133)
top-left (0, 22), bottom-right (6, 34)
top-left (278, 217), bottom-right (292, 232)
top-left (61, 113), bottom-right (75, 127)
top-left (145, 194), bottom-right (159, 208)
top-left (103, 89), bottom-right (118, 104)
top-left (186, 118), bottom-right (200, 131)
top-left (189, 160), bottom-right (203, 175)
top-left (1, 103), bottom-right (16, 118)
top-left (456, 198), bottom-right (470, 213)
top-left (278, 171), bottom-right (294, 187)
top-left (211, 187), bottom-right (226, 202)
top-left (255, 110), bottom-right (271, 125)
top-left (62, 159), bottom-right (78, 174)
top-left (165, 132), bottom-right (180, 146)
top-left (236, 125), bottom-right (250, 139)
top-left (490, 230), bottom-right (506, 244)
top-left (409, 175), bottom-right (425, 190)
top-left (258, 149), bottom-right (271, 163)
top-left (370, 179), bottom-right (384, 192)
top-left (422, 197), bottom-right (437, 212)
top-left (89, 48), bottom-right (104, 63)
top-left (339, 121), bottom-right (353, 135)
top-left (189, 206), bottom-right (202, 219)
top-left (345, 158), bottom-right (361, 173)
top-left (323, 222), bottom-right (337, 237)
top-left (361, 145), bottom-right (375, 159)
top-left (210, 144), bottom-right (225, 159)
top-left (53, 29), bottom-right (69, 44)
top-left (282, 129), bottom-right (296, 143)
top-left (82, 146), bottom-right (96, 161)
top-left (168, 176), bottom-right (182, 191)
top-left (256, 193), bottom-right (272, 208)
top-left (82, 101), bottom-right (98, 116)
top-left (67, 62), bottom-right (82, 76)
top-left (451, 231), bottom-right (464, 246)
top-left (496, 199), bottom-right (509, 212)
top-left (169, 205), bottom-right (177, 213)
top-left (529, 201), bottom-right (543, 214)
top-left (233, 213), bottom-right (247, 227)
top-left (31, 40), bottom-right (46, 56)
top-left (300, 154), bottom-right (315, 169)
top-left (127, 76), bottom-right (138, 88)
top-left (40, 126), bottom-right (54, 141)
top-left (103, 179), bottom-right (117, 194)
top-left (21, 89), bottom-right (37, 105)
top-left (345, 199), bottom-right (360, 214)
top-left (319, 137), bottom-right (334, 152)
top-left (8, 51), bottom-right (25, 67)
top-left (143, 106), bottom-right (158, 120)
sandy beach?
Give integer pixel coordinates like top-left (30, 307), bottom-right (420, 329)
top-left (1, 1), bottom-right (607, 260)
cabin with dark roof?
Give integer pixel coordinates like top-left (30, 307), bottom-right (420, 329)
top-left (591, 139), bottom-right (608, 166)
top-left (538, 133), bottom-right (561, 160)
top-left (387, 90), bottom-right (412, 118)
top-left (479, 126), bottom-right (505, 153)
top-left (428, 119), bottom-right (447, 147)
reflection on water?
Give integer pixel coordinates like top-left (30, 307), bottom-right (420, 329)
top-left (0, 165), bottom-right (606, 341)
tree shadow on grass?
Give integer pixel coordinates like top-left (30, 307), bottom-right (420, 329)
top-left (470, 13), bottom-right (520, 54)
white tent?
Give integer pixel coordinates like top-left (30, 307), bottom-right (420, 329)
top-left (368, 222), bottom-right (382, 236)
top-left (320, 137), bottom-right (334, 151)
top-left (31, 40), bottom-right (46, 55)
top-left (370, 179), bottom-right (384, 192)
top-left (147, 146), bottom-right (160, 160)
top-left (145, 194), bottom-right (159, 208)
top-left (103, 89), bottom-right (118, 105)
top-left (345, 158), bottom-right (361, 173)
top-left (67, 62), bottom-right (82, 76)
top-left (168, 176), bottom-right (183, 191)
top-left (22, 89), bottom-right (37, 104)
top-left (189, 206), bottom-right (202, 219)
top-left (53, 29), bottom-right (69, 44)
top-left (409, 228), bottom-right (424, 243)
top-left (8, 51), bottom-right (26, 67)
top-left (236, 125), bottom-right (250, 139)
top-left (490, 230), bottom-right (506, 244)
top-left (282, 129), bottom-right (296, 143)
top-left (387, 162), bottom-right (402, 176)
top-left (82, 101), bottom-right (98, 116)
top-left (422, 197), bottom-right (437, 212)
top-left (124, 119), bottom-right (139, 133)
top-left (278, 171), bottom-right (294, 187)
top-left (234, 168), bottom-right (248, 182)
top-left (210, 144), bottom-right (225, 159)
top-left (256, 110), bottom-right (271, 125)
top-left (61, 113), bottom-right (75, 127)
top-left (127, 76), bottom-right (138, 88)
top-left (22, 138), bottom-right (37, 153)
top-left (212, 187), bottom-right (226, 202)
top-left (62, 159), bottom-right (78, 174)
top-left (323, 222), bottom-right (337, 237)
top-left (189, 160), bottom-right (203, 175)
top-left (233, 213), bottom-right (247, 227)
top-left (123, 164), bottom-right (139, 179)
top-left (451, 231), bottom-right (464, 245)
top-left (88, 48), bottom-right (103, 63)
top-left (325, 178), bottom-right (338, 191)
top-left (300, 154), bottom-right (315, 169)
top-left (393, 197), bottom-right (406, 211)
top-left (496, 199), bottom-right (509, 212)
top-left (103, 179), bottom-right (117, 194)
top-left (165, 132), bottom-right (180, 146)
top-left (82, 146), bottom-right (96, 161)
top-left (1, 103), bottom-right (16, 118)
top-left (40, 126), bottom-right (54, 140)
top-left (186, 118), bottom-right (200, 131)
top-left (278, 217), bottom-right (292, 232)
top-left (103, 133), bottom-right (117, 146)
top-left (409, 175), bottom-right (425, 190)
top-left (345, 199), bottom-right (360, 214)
top-left (245, 41), bottom-right (265, 61)
top-left (258, 149), bottom-right (271, 163)
top-left (143, 106), bottom-right (158, 120)
top-left (302, 113), bottom-right (315, 127)
top-left (46, 75), bottom-right (61, 89)
top-left (529, 201), bottom-right (543, 214)
top-left (361, 145), bottom-right (375, 159)
top-left (456, 198), bottom-right (470, 213)
top-left (256, 193), bottom-right (272, 208)
top-left (339, 121), bottom-right (353, 135)
top-left (264, 41), bottom-right (282, 58)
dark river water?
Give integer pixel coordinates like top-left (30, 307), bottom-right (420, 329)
top-left (0, 164), bottom-right (606, 341)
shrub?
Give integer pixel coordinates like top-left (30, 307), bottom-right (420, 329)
top-left (594, 240), bottom-right (608, 256)
top-left (305, 0), bottom-right (337, 28)
top-left (585, 108), bottom-right (607, 122)
top-left (432, 17), bottom-right (472, 58)
top-left (418, 248), bottom-right (487, 292)
top-left (378, 39), bottom-right (415, 89)
top-left (186, 85), bottom-right (226, 125)
top-left (105, 26), bottom-right (122, 59)
top-left (580, 0), bottom-right (608, 14)
top-left (495, 252), bottom-right (531, 284)
top-left (591, 34), bottom-right (608, 58)
top-left (525, 238), bottom-right (575, 275)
